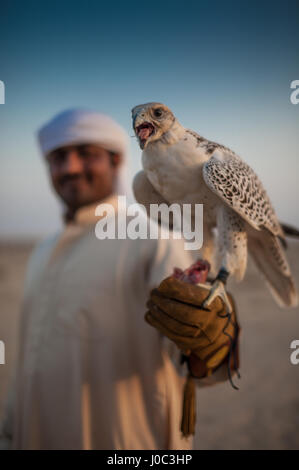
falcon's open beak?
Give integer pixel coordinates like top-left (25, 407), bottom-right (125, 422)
top-left (135, 122), bottom-right (155, 149)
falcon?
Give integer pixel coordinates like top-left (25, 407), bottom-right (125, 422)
top-left (131, 102), bottom-right (298, 312)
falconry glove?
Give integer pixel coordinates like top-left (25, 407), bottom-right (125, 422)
top-left (145, 274), bottom-right (240, 437)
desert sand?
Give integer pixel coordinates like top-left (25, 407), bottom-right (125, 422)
top-left (0, 239), bottom-right (298, 449)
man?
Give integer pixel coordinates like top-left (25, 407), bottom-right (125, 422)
top-left (0, 109), bottom-right (240, 450)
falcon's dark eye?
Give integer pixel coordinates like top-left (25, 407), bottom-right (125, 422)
top-left (153, 108), bottom-right (163, 118)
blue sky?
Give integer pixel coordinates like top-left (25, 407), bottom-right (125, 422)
top-left (0, 0), bottom-right (298, 237)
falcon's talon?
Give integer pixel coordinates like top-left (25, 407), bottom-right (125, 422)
top-left (200, 279), bottom-right (233, 314)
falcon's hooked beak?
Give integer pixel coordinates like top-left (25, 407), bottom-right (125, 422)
top-left (134, 122), bottom-right (155, 149)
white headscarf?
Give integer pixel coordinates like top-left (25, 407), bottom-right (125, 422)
top-left (37, 108), bottom-right (130, 195)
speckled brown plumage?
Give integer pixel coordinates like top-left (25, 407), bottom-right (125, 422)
top-left (203, 154), bottom-right (284, 239)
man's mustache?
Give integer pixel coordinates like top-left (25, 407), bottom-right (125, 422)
top-left (59, 174), bottom-right (93, 185)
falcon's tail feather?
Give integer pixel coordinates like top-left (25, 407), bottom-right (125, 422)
top-left (281, 222), bottom-right (299, 239)
top-left (248, 231), bottom-right (298, 308)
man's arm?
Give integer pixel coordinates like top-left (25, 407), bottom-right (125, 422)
top-left (146, 236), bottom-right (241, 388)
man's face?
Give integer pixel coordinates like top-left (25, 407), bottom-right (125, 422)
top-left (47, 144), bottom-right (121, 210)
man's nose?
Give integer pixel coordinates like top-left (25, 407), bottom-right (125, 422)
top-left (62, 151), bottom-right (84, 173)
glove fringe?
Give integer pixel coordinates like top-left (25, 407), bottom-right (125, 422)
top-left (181, 373), bottom-right (196, 437)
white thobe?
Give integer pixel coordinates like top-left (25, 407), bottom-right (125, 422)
top-left (0, 195), bottom-right (229, 450)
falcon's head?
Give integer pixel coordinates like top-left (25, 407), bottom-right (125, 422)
top-left (131, 102), bottom-right (176, 149)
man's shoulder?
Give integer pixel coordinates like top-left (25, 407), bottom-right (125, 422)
top-left (24, 233), bottom-right (60, 288)
top-left (29, 233), bottom-right (60, 263)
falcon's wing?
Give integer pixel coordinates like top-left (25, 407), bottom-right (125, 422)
top-left (133, 170), bottom-right (175, 229)
top-left (133, 170), bottom-right (170, 209)
top-left (202, 151), bottom-right (285, 240)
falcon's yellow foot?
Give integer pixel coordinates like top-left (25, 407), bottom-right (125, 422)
top-left (197, 268), bottom-right (232, 314)
top-left (201, 279), bottom-right (233, 313)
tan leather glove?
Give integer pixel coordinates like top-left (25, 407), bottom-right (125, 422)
top-left (145, 275), bottom-right (240, 437)
top-left (145, 276), bottom-right (239, 374)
